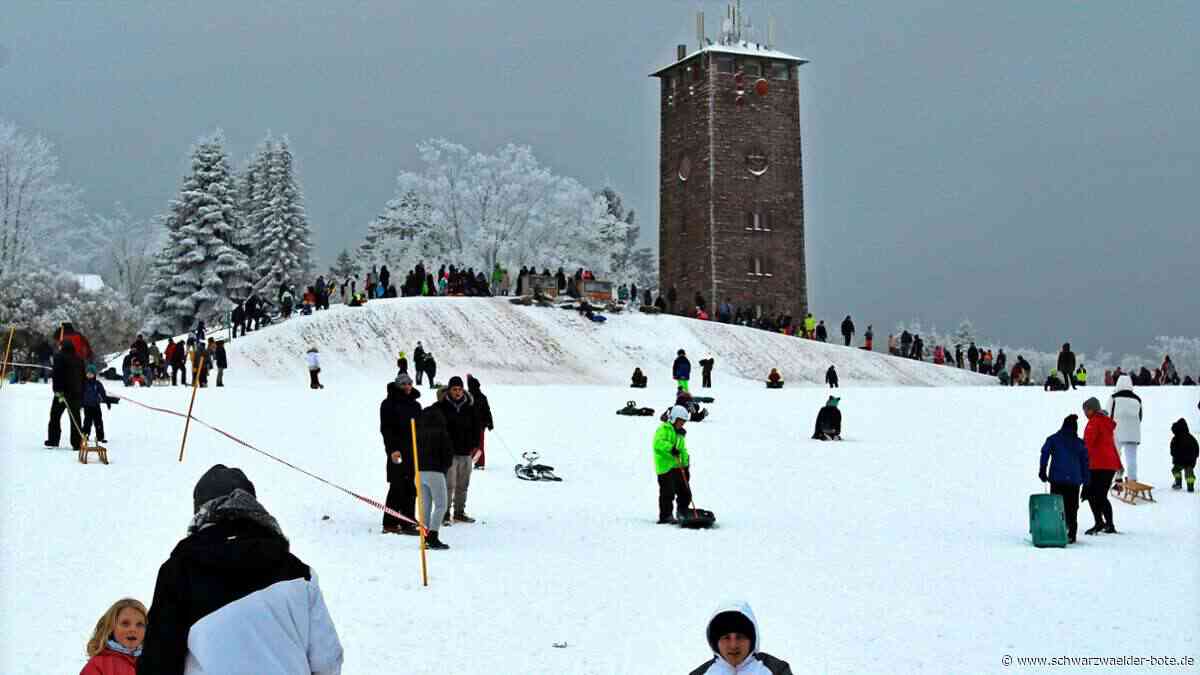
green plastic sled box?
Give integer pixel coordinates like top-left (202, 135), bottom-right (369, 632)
top-left (1029, 493), bottom-right (1068, 548)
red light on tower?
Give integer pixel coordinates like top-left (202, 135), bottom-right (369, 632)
top-left (755, 78), bottom-right (769, 97)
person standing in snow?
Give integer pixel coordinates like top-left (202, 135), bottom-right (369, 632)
top-left (467, 375), bottom-right (493, 470)
top-left (1081, 397), bottom-right (1120, 534)
top-left (699, 356), bottom-right (715, 389)
top-left (415, 403), bottom-right (453, 549)
top-left (45, 340), bottom-right (85, 450)
top-left (81, 364), bottom-right (113, 444)
top-left (1170, 418), bottom-right (1198, 491)
top-left (306, 347), bottom-right (323, 389)
top-left (413, 341), bottom-right (427, 385)
top-left (825, 365), bottom-right (839, 388)
top-left (436, 376), bottom-right (480, 524)
top-left (213, 339), bottom-right (228, 387)
top-left (423, 352), bottom-right (438, 388)
top-left (863, 325), bottom-right (874, 351)
top-left (653, 405), bottom-right (692, 524)
top-left (966, 342), bottom-right (978, 371)
top-left (812, 397), bottom-right (842, 440)
top-left (815, 320), bottom-right (828, 342)
top-left (1038, 414), bottom-right (1090, 543)
top-left (689, 602), bottom-right (794, 675)
top-left (1057, 343), bottom-right (1077, 390)
top-left (1108, 374), bottom-right (1142, 484)
top-left (396, 350), bottom-right (408, 376)
top-left (138, 465), bottom-right (344, 674)
top-left (673, 349), bottom-right (692, 392)
top-left (840, 315), bottom-right (855, 346)
top-left (380, 375), bottom-right (422, 535)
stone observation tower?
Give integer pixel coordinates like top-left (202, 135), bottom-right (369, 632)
top-left (651, 1), bottom-right (808, 319)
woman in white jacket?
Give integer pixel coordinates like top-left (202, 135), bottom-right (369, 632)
top-left (306, 347), bottom-right (324, 389)
top-left (1108, 374), bottom-right (1142, 482)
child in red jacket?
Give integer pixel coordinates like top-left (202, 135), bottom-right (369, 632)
top-left (81, 598), bottom-right (146, 675)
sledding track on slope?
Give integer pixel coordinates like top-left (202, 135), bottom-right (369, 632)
top-left (221, 298), bottom-right (995, 386)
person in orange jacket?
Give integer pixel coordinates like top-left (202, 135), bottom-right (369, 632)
top-left (1082, 397), bottom-right (1122, 535)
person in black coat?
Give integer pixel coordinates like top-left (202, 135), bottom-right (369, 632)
top-left (415, 404), bottom-right (453, 549)
top-left (45, 340), bottom-right (85, 449)
top-left (812, 397), bottom-right (842, 440)
top-left (699, 357), bottom-right (715, 388)
top-left (436, 376), bottom-right (480, 522)
top-left (467, 375), bottom-right (494, 469)
top-left (1171, 418), bottom-right (1198, 491)
top-left (34, 339), bottom-right (53, 383)
top-left (213, 340), bottom-right (228, 387)
top-left (423, 352), bottom-right (438, 387)
top-left (380, 376), bottom-right (423, 534)
top-left (413, 342), bottom-right (427, 384)
top-left (1057, 343), bottom-right (1077, 390)
top-left (231, 302), bottom-right (245, 339)
top-left (840, 316), bottom-right (855, 346)
top-left (825, 365), bottom-right (839, 388)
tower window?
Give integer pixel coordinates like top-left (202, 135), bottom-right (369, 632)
top-left (770, 62), bottom-right (790, 80)
top-left (745, 212), bottom-right (772, 232)
top-left (740, 60), bottom-right (762, 78)
top-left (716, 56), bottom-right (734, 73)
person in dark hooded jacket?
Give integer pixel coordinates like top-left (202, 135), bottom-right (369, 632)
top-left (689, 601), bottom-right (793, 675)
top-left (45, 340), bottom-right (85, 449)
top-left (139, 465), bottom-right (343, 674)
top-left (812, 397), bottom-right (842, 440)
top-left (1170, 418), bottom-right (1198, 492)
top-left (1039, 414), bottom-right (1090, 543)
top-left (380, 375), bottom-right (422, 534)
top-left (415, 405), bottom-right (453, 549)
top-left (825, 365), bottom-right (839, 388)
top-left (467, 375), bottom-right (494, 470)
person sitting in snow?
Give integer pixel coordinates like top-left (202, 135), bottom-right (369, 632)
top-left (766, 368), bottom-right (784, 389)
top-left (1043, 369), bottom-right (1068, 392)
top-left (1170, 418), bottom-right (1198, 492)
top-left (630, 367), bottom-right (648, 388)
top-left (825, 365), bottom-right (839, 388)
top-left (81, 598), bottom-right (147, 675)
top-left (674, 388), bottom-right (707, 422)
top-left (812, 396), bottom-right (842, 440)
top-left (689, 602), bottom-right (794, 675)
top-left (128, 358), bottom-right (147, 387)
top-left (653, 405), bottom-right (692, 524)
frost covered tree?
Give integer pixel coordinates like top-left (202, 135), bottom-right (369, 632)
top-left (249, 137), bottom-right (313, 294)
top-left (375, 139), bottom-right (616, 274)
top-left (358, 182), bottom-right (434, 272)
top-left (142, 131), bottom-right (253, 334)
top-left (233, 134), bottom-right (274, 259)
top-left (83, 204), bottom-right (162, 307)
top-left (600, 187), bottom-right (656, 289)
top-left (327, 247), bottom-right (361, 281)
top-left (0, 120), bottom-right (82, 274)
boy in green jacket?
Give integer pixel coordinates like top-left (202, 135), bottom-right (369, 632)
top-left (654, 405), bottom-right (692, 524)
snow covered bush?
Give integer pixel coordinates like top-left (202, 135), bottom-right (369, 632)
top-left (0, 266), bottom-right (140, 357)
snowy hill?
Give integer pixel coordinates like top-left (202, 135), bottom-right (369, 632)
top-left (220, 297), bottom-right (992, 386)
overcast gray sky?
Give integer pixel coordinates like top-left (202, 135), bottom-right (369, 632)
top-left (3, 1), bottom-right (1196, 355)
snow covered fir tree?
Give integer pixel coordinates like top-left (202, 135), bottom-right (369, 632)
top-left (246, 136), bottom-right (314, 295)
top-left (141, 131), bottom-right (253, 334)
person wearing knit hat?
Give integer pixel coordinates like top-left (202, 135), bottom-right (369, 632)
top-left (690, 602), bottom-right (793, 674)
top-left (436, 374), bottom-right (480, 523)
top-left (1038, 415), bottom-right (1090, 543)
top-left (1082, 396), bottom-right (1121, 534)
top-left (140, 464), bottom-right (344, 672)
top-left (812, 397), bottom-right (842, 441)
top-left (81, 362), bottom-right (112, 444)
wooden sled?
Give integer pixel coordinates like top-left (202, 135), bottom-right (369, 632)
top-left (78, 439), bottom-right (109, 465)
top-left (1115, 480), bottom-right (1154, 505)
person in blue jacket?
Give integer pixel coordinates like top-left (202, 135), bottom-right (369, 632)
top-left (673, 349), bottom-right (692, 392)
top-left (81, 364), bottom-right (113, 443)
top-left (1039, 414), bottom-right (1091, 543)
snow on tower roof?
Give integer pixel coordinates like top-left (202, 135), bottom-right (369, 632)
top-left (650, 42), bottom-right (808, 78)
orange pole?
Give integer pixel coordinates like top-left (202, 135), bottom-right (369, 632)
top-left (0, 326), bottom-right (15, 388)
top-left (178, 353), bottom-right (205, 462)
top-left (410, 418), bottom-right (429, 587)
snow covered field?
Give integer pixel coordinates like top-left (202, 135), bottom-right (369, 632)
top-left (2, 304), bottom-right (1197, 673)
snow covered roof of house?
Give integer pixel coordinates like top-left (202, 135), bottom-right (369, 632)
top-left (650, 42), bottom-right (808, 77)
top-left (74, 274), bottom-right (105, 291)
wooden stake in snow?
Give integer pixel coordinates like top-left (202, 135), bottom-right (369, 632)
top-left (411, 418), bottom-right (429, 587)
top-left (0, 326), bottom-right (15, 388)
top-left (178, 353), bottom-right (205, 462)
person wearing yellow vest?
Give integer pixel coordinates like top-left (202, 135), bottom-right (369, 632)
top-left (803, 313), bottom-right (816, 339)
top-left (653, 405), bottom-right (692, 524)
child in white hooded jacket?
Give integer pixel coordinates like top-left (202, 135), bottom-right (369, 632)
top-left (1108, 374), bottom-right (1142, 482)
